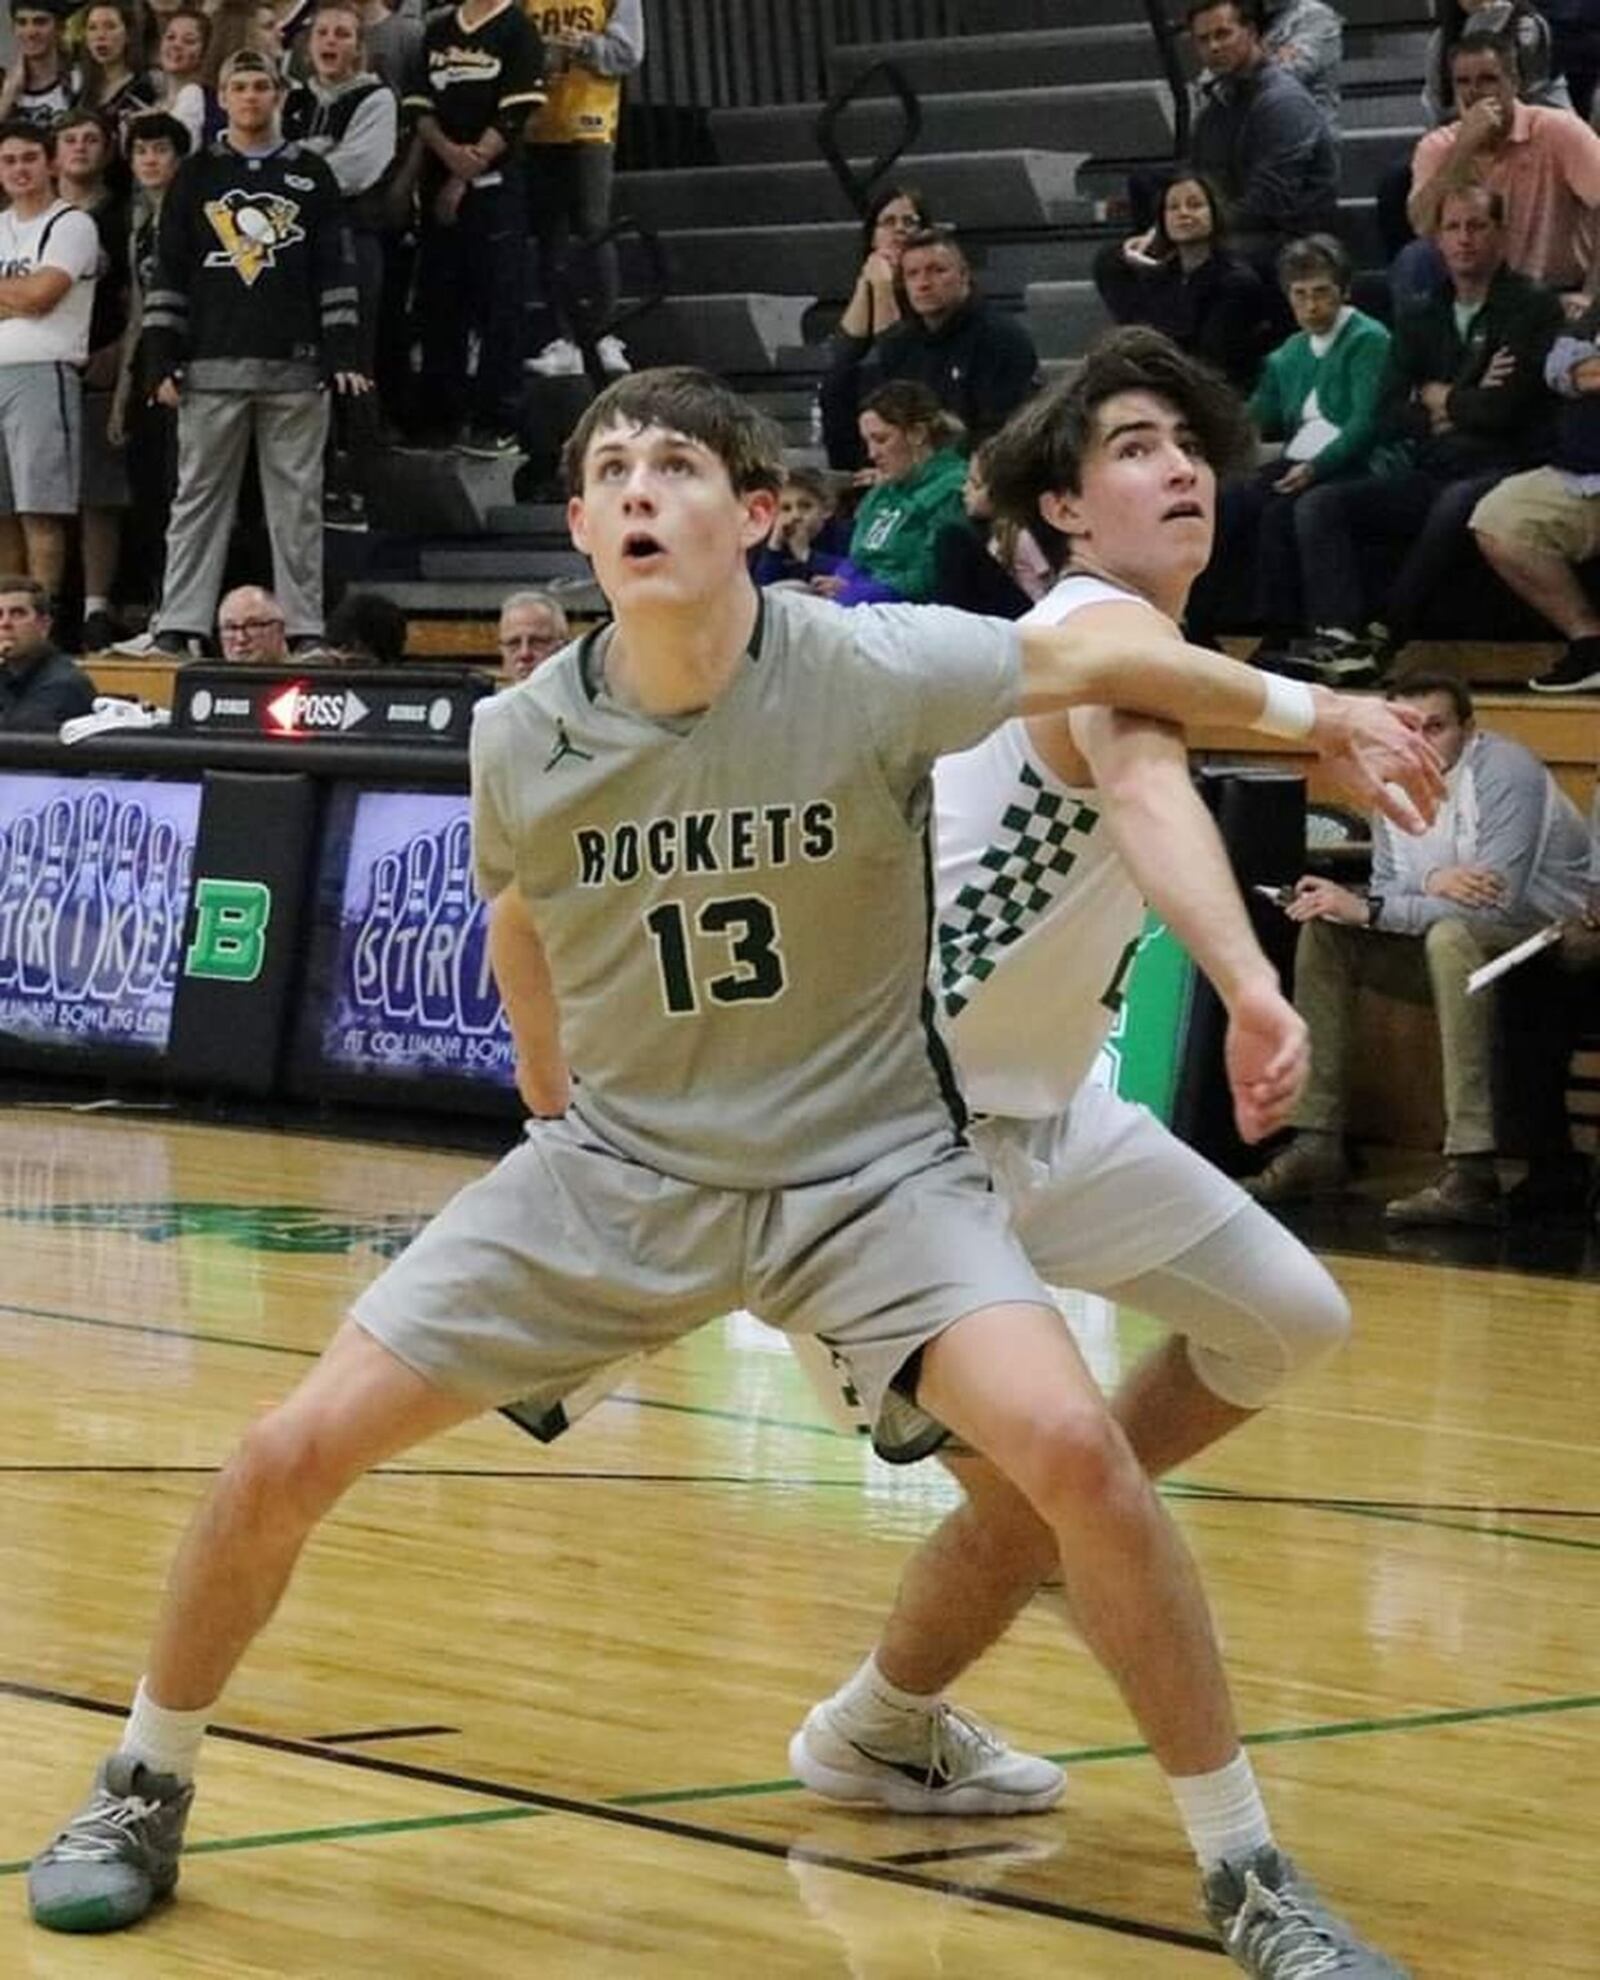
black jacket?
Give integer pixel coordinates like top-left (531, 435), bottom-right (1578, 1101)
top-left (1092, 243), bottom-right (1270, 391)
top-left (1379, 265), bottom-right (1564, 475)
top-left (1191, 59), bottom-right (1339, 246)
top-left (848, 297), bottom-right (1041, 444)
top-left (0, 645), bottom-right (95, 732)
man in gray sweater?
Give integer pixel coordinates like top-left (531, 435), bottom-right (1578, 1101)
top-left (1251, 668), bottom-right (1589, 1224)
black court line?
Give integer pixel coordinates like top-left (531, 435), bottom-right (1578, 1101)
top-left (3, 1462), bottom-right (1597, 1524)
top-left (876, 1840), bottom-right (1046, 1868)
top-left (0, 1678), bottom-right (1220, 1957)
top-left (311, 1725), bottom-right (460, 1746)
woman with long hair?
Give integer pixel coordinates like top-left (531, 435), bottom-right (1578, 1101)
top-left (76, 1), bottom-right (158, 134)
top-left (1092, 172), bottom-right (1271, 393)
top-left (818, 183), bottom-right (934, 470)
top-left (153, 8), bottom-right (211, 151)
top-left (818, 381), bottom-right (968, 603)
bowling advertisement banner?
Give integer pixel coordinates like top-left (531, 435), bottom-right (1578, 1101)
top-left (318, 788), bottom-right (515, 1088)
top-left (0, 773), bottom-right (202, 1056)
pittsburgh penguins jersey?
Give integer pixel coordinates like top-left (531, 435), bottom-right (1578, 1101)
top-left (141, 139), bottom-right (358, 389)
top-left (934, 575), bottom-right (1148, 1119)
top-left (470, 586), bottom-right (1021, 1189)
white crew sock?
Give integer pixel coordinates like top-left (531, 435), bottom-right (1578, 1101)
top-left (120, 1678), bottom-right (210, 1783)
top-left (83, 595), bottom-right (110, 618)
top-left (830, 1653), bottom-right (938, 1738)
top-left (1167, 1750), bottom-right (1274, 1870)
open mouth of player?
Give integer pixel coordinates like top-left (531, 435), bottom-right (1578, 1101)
top-left (1162, 500), bottom-right (1205, 522)
top-left (622, 532), bottom-right (666, 564)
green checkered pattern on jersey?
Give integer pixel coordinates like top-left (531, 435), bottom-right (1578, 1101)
top-left (937, 765), bottom-right (1098, 1019)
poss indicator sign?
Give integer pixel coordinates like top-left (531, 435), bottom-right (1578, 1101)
top-left (171, 666), bottom-right (496, 746)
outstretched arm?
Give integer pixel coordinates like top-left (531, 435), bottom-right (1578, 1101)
top-left (1074, 706), bottom-right (1306, 1142)
top-left (487, 885), bottom-right (570, 1119)
top-left (1018, 598), bottom-right (1445, 830)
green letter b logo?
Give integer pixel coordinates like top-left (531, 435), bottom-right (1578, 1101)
top-left (185, 878), bottom-right (272, 983)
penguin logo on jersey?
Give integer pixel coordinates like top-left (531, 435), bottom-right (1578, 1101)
top-left (202, 190), bottom-right (306, 287)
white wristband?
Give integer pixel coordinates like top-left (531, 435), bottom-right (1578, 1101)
top-left (1251, 674), bottom-right (1316, 740)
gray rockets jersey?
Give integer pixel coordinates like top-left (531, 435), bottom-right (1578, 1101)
top-left (933, 575), bottom-right (1148, 1118)
top-left (471, 587), bottom-right (1022, 1187)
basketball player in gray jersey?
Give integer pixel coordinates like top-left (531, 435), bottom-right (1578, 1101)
top-left (29, 365), bottom-right (1434, 1974)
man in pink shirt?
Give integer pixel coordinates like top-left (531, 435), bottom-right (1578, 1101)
top-left (1408, 29), bottom-right (1600, 307)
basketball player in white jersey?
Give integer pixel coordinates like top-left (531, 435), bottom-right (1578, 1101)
top-left (787, 341), bottom-right (1371, 1894)
top-left (29, 362), bottom-right (1430, 1976)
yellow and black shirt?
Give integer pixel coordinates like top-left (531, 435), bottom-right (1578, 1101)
top-left (525, 0), bottom-right (643, 146)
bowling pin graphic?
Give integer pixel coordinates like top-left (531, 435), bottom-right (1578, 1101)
top-left (163, 840), bottom-right (194, 987)
top-left (126, 816), bottom-right (177, 998)
top-left (0, 811), bottom-right (39, 991)
top-left (351, 848), bottom-right (401, 1011)
top-left (91, 801), bottom-right (147, 1001)
top-left (54, 788), bottom-right (112, 1000)
top-left (418, 816), bottom-right (472, 1028)
top-left (20, 798), bottom-right (72, 996)
top-left (379, 832), bottom-right (436, 1022)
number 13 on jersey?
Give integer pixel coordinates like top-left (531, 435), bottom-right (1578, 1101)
top-left (643, 895), bottom-right (788, 1014)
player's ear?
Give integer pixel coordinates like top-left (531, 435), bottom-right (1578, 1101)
top-left (740, 485), bottom-right (779, 551)
top-left (1037, 487), bottom-right (1088, 541)
top-left (567, 493), bottom-right (590, 555)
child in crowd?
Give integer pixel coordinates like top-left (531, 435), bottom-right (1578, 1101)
top-left (750, 467), bottom-right (850, 587)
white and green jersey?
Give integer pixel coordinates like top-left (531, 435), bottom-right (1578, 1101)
top-left (471, 587), bottom-right (1021, 1188)
top-left (934, 575), bottom-right (1147, 1119)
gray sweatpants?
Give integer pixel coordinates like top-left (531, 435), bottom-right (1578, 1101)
top-left (157, 387), bottom-right (330, 641)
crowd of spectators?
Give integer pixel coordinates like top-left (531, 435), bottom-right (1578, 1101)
top-left (0, 0), bottom-right (643, 661)
top-left (1065, 1), bottom-right (1600, 698)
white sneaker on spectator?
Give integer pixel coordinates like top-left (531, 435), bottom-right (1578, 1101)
top-left (109, 629), bottom-right (204, 660)
top-left (597, 335), bottom-right (631, 374)
top-left (525, 337), bottom-right (584, 377)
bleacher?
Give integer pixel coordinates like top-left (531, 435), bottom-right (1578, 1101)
top-left (299, 0), bottom-right (1597, 725)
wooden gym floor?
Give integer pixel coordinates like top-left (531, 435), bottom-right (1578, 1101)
top-left (0, 1103), bottom-right (1594, 1977)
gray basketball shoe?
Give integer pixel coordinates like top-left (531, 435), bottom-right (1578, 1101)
top-left (29, 1753), bottom-right (195, 1933)
top-left (1203, 1846), bottom-right (1410, 1976)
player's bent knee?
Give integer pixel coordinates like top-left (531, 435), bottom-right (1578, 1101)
top-left (1188, 1258), bottom-right (1352, 1410)
top-left (227, 1406), bottom-right (367, 1529)
top-left (1003, 1403), bottom-right (1140, 1521)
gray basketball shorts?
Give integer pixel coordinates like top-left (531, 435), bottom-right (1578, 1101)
top-left (350, 1111), bottom-right (1053, 1463)
top-left (0, 362), bottom-right (82, 515)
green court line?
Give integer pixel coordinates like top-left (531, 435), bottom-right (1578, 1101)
top-left (0, 1804), bottom-right (544, 1877)
top-left (3, 1690), bottom-right (1595, 1879)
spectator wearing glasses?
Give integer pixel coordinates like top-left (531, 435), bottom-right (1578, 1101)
top-left (818, 184), bottom-right (933, 471)
top-left (496, 586), bottom-right (568, 681)
top-left (216, 584), bottom-right (288, 663)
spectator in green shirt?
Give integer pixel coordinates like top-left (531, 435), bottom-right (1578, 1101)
top-left (825, 382), bottom-right (968, 603)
